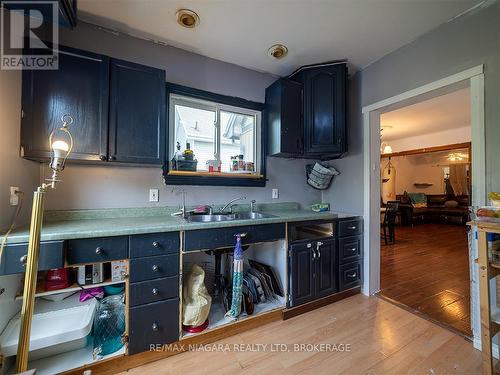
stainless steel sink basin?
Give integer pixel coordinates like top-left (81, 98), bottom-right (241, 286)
top-left (187, 214), bottom-right (236, 222)
top-left (186, 212), bottom-right (276, 222)
top-left (233, 212), bottom-right (277, 220)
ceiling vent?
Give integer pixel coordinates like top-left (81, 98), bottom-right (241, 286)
top-left (268, 44), bottom-right (288, 60)
top-left (176, 9), bottom-right (200, 28)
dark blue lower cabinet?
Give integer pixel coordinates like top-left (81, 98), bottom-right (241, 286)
top-left (66, 236), bottom-right (128, 265)
top-left (128, 298), bottom-right (179, 355)
top-left (184, 223), bottom-right (285, 251)
top-left (289, 242), bottom-right (315, 307)
top-left (0, 241), bottom-right (64, 275)
top-left (129, 276), bottom-right (179, 307)
top-left (289, 238), bottom-right (337, 307)
top-left (315, 239), bottom-right (338, 298)
top-left (339, 261), bottom-right (361, 291)
top-left (129, 254), bottom-right (179, 283)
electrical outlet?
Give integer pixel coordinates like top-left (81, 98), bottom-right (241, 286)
top-left (10, 187), bottom-right (19, 206)
top-left (272, 188), bottom-right (279, 199)
top-left (149, 188), bottom-right (159, 202)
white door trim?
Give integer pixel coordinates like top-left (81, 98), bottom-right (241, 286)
top-left (361, 65), bottom-right (485, 346)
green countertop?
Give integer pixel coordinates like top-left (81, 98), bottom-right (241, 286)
top-left (0, 203), bottom-right (360, 245)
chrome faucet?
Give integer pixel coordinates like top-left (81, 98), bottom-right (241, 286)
top-left (250, 199), bottom-right (257, 213)
top-left (220, 196), bottom-right (246, 214)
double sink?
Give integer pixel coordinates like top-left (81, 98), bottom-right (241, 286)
top-left (187, 212), bottom-right (277, 223)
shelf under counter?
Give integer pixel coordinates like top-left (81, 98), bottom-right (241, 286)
top-left (181, 296), bottom-right (285, 339)
top-left (23, 344), bottom-right (126, 375)
top-left (15, 279), bottom-right (125, 300)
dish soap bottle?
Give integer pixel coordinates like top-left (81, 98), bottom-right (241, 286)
top-left (183, 142), bottom-right (194, 161)
top-left (171, 142), bottom-right (182, 170)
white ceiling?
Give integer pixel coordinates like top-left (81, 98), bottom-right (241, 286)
top-left (380, 87), bottom-right (471, 141)
top-left (78, 0), bottom-right (482, 76)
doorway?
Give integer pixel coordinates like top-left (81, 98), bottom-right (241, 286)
top-left (361, 66), bottom-right (486, 347)
top-left (377, 88), bottom-right (472, 336)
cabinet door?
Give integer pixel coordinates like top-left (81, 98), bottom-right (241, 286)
top-left (109, 59), bottom-right (166, 164)
top-left (314, 239), bottom-right (338, 298)
top-left (128, 298), bottom-right (179, 355)
top-left (266, 78), bottom-right (303, 157)
top-left (289, 242), bottom-right (315, 307)
top-left (21, 45), bottom-right (109, 162)
top-left (302, 64), bottom-right (346, 156)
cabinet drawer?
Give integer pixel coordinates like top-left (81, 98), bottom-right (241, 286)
top-left (129, 232), bottom-right (180, 258)
top-left (338, 236), bottom-right (362, 264)
top-left (129, 276), bottom-right (179, 307)
top-left (339, 261), bottom-right (361, 291)
top-left (0, 241), bottom-right (64, 276)
top-left (129, 254), bottom-right (179, 283)
top-left (128, 298), bottom-right (179, 355)
top-left (67, 236), bottom-right (128, 265)
top-left (184, 223), bottom-right (285, 252)
top-left (338, 219), bottom-right (362, 237)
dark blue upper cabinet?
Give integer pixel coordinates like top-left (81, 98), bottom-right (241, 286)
top-left (266, 63), bottom-right (347, 160)
top-left (21, 45), bottom-right (109, 162)
top-left (302, 64), bottom-right (346, 158)
top-left (109, 59), bottom-right (166, 164)
top-left (266, 78), bottom-right (303, 157)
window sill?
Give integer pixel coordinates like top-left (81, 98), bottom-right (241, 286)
top-left (163, 170), bottom-right (266, 187)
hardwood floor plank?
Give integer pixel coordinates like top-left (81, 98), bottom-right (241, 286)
top-left (117, 295), bottom-right (482, 375)
top-left (379, 223), bottom-right (471, 336)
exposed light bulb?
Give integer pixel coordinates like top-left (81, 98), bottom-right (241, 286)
top-left (383, 145), bottom-right (393, 154)
top-left (50, 140), bottom-right (70, 172)
top-left (52, 140), bottom-right (69, 151)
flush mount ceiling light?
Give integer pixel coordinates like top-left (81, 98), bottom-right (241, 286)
top-left (176, 9), bottom-right (200, 28)
top-left (268, 44), bottom-right (288, 60)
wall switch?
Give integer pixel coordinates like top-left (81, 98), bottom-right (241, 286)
top-left (10, 187), bottom-right (19, 206)
top-left (272, 188), bottom-right (279, 199)
top-left (149, 188), bottom-right (159, 202)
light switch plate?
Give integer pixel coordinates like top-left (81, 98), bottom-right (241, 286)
top-left (149, 188), bottom-right (159, 202)
top-left (272, 188), bottom-right (279, 199)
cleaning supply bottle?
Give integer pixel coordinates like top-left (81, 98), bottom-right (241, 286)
top-left (171, 142), bottom-right (182, 169)
top-left (183, 142), bottom-right (194, 161)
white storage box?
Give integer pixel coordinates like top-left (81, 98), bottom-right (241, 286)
top-left (0, 293), bottom-right (97, 361)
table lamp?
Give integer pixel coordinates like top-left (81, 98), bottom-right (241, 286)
top-left (16, 114), bottom-right (74, 372)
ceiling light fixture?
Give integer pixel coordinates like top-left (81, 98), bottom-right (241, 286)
top-left (268, 44), bottom-right (288, 60)
top-left (176, 9), bottom-right (200, 28)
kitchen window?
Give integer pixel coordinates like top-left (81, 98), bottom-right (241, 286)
top-left (165, 84), bottom-right (265, 187)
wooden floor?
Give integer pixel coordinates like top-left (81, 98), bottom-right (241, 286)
top-left (117, 295), bottom-right (482, 375)
top-left (379, 223), bottom-right (471, 336)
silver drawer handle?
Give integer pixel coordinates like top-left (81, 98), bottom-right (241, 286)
top-left (348, 226), bottom-right (357, 230)
top-left (20, 255), bottom-right (28, 265)
top-left (152, 241), bottom-right (160, 248)
top-left (152, 288), bottom-right (159, 295)
top-left (348, 272), bottom-right (357, 278)
top-left (349, 247), bottom-right (357, 252)
top-left (95, 247), bottom-right (103, 255)
top-left (152, 264), bottom-right (159, 272)
top-left (152, 322), bottom-right (159, 331)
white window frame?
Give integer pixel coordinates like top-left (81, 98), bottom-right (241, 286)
top-left (169, 93), bottom-right (262, 174)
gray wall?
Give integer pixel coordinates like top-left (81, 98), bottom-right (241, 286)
top-left (0, 20), bottom-right (321, 230)
top-left (0, 69), bottom-right (40, 230)
top-left (322, 2), bottom-right (500, 213)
